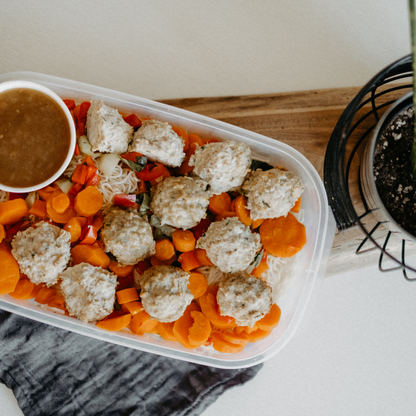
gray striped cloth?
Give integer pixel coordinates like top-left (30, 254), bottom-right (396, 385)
top-left (0, 311), bottom-right (262, 416)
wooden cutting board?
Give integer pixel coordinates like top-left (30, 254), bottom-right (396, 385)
top-left (161, 87), bottom-right (384, 277)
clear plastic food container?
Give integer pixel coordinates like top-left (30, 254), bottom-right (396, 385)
top-left (0, 71), bottom-right (335, 368)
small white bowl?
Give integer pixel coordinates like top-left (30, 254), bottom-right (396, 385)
top-left (0, 80), bottom-right (76, 193)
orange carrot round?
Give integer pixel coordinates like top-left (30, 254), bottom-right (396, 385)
top-left (116, 287), bottom-right (140, 304)
top-left (96, 313), bottom-right (132, 332)
top-left (64, 217), bottom-right (88, 242)
top-left (173, 302), bottom-right (206, 349)
top-left (8, 277), bottom-right (35, 299)
top-left (0, 242), bottom-right (20, 295)
top-left (177, 250), bottom-right (200, 271)
top-left (154, 239), bottom-right (176, 261)
top-left (245, 328), bottom-right (271, 343)
top-left (129, 310), bottom-right (158, 335)
top-left (256, 303), bottom-right (281, 332)
top-left (28, 199), bottom-right (47, 219)
top-left (172, 229), bottom-right (196, 252)
top-left (46, 196), bottom-right (77, 224)
top-left (194, 248), bottom-right (214, 266)
top-left (157, 322), bottom-right (177, 341)
top-left (71, 244), bottom-right (110, 268)
top-left (121, 301), bottom-right (144, 316)
top-left (108, 261), bottom-right (134, 277)
top-left (234, 195), bottom-right (252, 226)
top-left (215, 329), bottom-right (249, 346)
top-left (251, 218), bottom-right (264, 229)
top-left (0, 199), bottom-right (29, 225)
top-left (291, 196), bottom-right (302, 213)
top-left (188, 310), bottom-right (211, 346)
top-left (208, 193), bottom-right (231, 215)
top-left (0, 223), bottom-right (5, 243)
top-left (172, 126), bottom-right (189, 152)
top-left (34, 286), bottom-right (57, 305)
top-left (74, 186), bottom-right (103, 217)
top-left (188, 272), bottom-right (208, 298)
top-left (51, 193), bottom-right (70, 214)
top-left (188, 133), bottom-right (205, 148)
top-left (259, 213), bottom-right (306, 257)
top-left (211, 332), bottom-right (247, 353)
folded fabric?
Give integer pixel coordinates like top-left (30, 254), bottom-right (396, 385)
top-left (0, 311), bottom-right (262, 416)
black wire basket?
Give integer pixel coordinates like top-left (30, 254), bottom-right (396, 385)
top-left (324, 54), bottom-right (416, 280)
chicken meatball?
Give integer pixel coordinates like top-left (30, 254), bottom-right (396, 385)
top-left (11, 221), bottom-right (71, 286)
top-left (138, 266), bottom-right (193, 322)
top-left (189, 140), bottom-right (251, 194)
top-left (217, 271), bottom-right (272, 327)
top-left (59, 263), bottom-right (117, 323)
top-left (86, 100), bottom-right (133, 154)
top-left (128, 119), bottom-right (185, 167)
top-left (196, 217), bottom-right (261, 273)
top-left (150, 176), bottom-right (211, 229)
top-left (242, 168), bottom-right (303, 220)
top-left (100, 207), bottom-right (155, 266)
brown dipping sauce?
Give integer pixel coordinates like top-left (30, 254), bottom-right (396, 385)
top-left (0, 88), bottom-right (71, 189)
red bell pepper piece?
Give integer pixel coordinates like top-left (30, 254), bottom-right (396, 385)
top-left (79, 224), bottom-right (97, 245)
top-left (136, 163), bottom-right (165, 181)
top-left (123, 114), bottom-right (142, 129)
top-left (63, 99), bottom-right (76, 111)
top-left (113, 194), bottom-right (137, 207)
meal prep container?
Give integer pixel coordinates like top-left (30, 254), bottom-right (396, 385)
top-left (0, 71), bottom-right (335, 369)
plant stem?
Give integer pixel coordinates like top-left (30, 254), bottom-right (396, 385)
top-left (409, 0), bottom-right (416, 178)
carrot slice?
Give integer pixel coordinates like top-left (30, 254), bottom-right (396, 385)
top-left (0, 199), bottom-right (29, 225)
top-left (251, 218), bottom-right (264, 229)
top-left (234, 195), bottom-right (251, 226)
top-left (199, 286), bottom-right (236, 329)
top-left (74, 186), bottom-right (103, 217)
top-left (8, 276), bottom-right (35, 299)
top-left (211, 332), bottom-right (247, 353)
top-left (291, 196), bottom-right (302, 213)
top-left (71, 244), bottom-right (110, 268)
top-left (246, 328), bottom-right (271, 343)
top-left (215, 329), bottom-right (249, 346)
top-left (28, 199), bottom-right (47, 218)
top-left (154, 238), bottom-right (176, 261)
top-left (63, 217), bottom-right (88, 242)
top-left (71, 164), bottom-right (89, 185)
top-left (172, 126), bottom-right (189, 152)
top-left (188, 272), bottom-right (208, 299)
top-left (0, 242), bottom-right (20, 294)
top-left (34, 286), bottom-right (57, 305)
top-left (51, 193), bottom-right (70, 214)
top-left (208, 193), bottom-right (231, 215)
top-left (172, 302), bottom-right (202, 349)
top-left (251, 261), bottom-right (269, 277)
top-left (121, 301), bottom-right (144, 316)
top-left (172, 229), bottom-right (196, 252)
top-left (188, 310), bottom-right (211, 346)
top-left (108, 262), bottom-right (134, 277)
top-left (188, 133), bottom-right (205, 148)
top-left (259, 213), bottom-right (306, 257)
top-left (96, 313), bottom-right (132, 332)
top-left (194, 248), bottom-right (214, 266)
top-left (177, 250), bottom-right (200, 271)
top-left (157, 322), bottom-right (177, 341)
top-left (256, 303), bottom-right (281, 332)
top-left (116, 287), bottom-right (140, 304)
top-left (0, 224), bottom-right (5, 243)
top-left (129, 310), bottom-right (158, 335)
top-left (46, 197), bottom-right (77, 224)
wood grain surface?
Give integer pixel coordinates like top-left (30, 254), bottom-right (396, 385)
top-left (161, 86), bottom-right (409, 276)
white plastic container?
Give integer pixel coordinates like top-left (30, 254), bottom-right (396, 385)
top-left (0, 72), bottom-right (335, 369)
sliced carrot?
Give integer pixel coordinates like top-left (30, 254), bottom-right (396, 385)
top-left (194, 248), bottom-right (214, 266)
top-left (0, 199), bottom-right (29, 225)
top-left (71, 243), bottom-right (110, 268)
top-left (188, 310), bottom-right (211, 346)
top-left (154, 238), bottom-right (176, 261)
top-left (51, 193), bottom-right (70, 214)
top-left (71, 164), bottom-right (89, 185)
top-left (28, 199), bottom-right (47, 218)
top-left (199, 286), bottom-right (236, 329)
top-left (208, 193), bottom-right (231, 215)
top-left (63, 99), bottom-right (76, 110)
top-left (129, 310), bottom-right (158, 335)
top-left (0, 224), bottom-right (5, 243)
top-left (176, 147), bottom-right (195, 175)
top-left (188, 272), bottom-right (208, 299)
top-left (74, 186), bottom-right (103, 217)
top-left (121, 301), bottom-right (144, 316)
top-left (251, 218), bottom-right (264, 229)
top-left (259, 213), bottom-right (306, 257)
top-left (38, 186), bottom-right (61, 202)
top-left (172, 126), bottom-right (189, 152)
top-left (157, 321), bottom-right (177, 341)
top-left (46, 197), bottom-right (77, 224)
top-left (291, 196), bottom-right (302, 213)
top-left (172, 229), bottom-right (196, 252)
top-left (211, 332), bottom-right (246, 353)
top-left (78, 101), bottom-right (91, 122)
top-left (251, 261), bottom-right (269, 277)
top-left (63, 217), bottom-right (87, 242)
top-left (177, 250), bottom-right (200, 271)
top-left (108, 262), bottom-right (134, 277)
top-left (116, 287), bottom-right (140, 304)
top-left (234, 195), bottom-right (251, 226)
top-left (246, 328), bottom-right (271, 343)
top-left (8, 277), bottom-right (35, 299)
top-left (92, 211), bottom-right (104, 230)
top-left (34, 286), bottom-right (57, 305)
top-left (123, 114), bottom-right (142, 129)
top-left (96, 312), bottom-right (132, 332)
top-left (215, 211), bottom-right (237, 221)
top-left (0, 242), bottom-right (20, 294)
top-left (256, 303), bottom-right (281, 332)
top-left (47, 292), bottom-right (67, 311)
top-left (188, 133), bottom-right (205, 148)
top-left (173, 302), bottom-right (203, 349)
top-left (215, 328), bottom-right (249, 346)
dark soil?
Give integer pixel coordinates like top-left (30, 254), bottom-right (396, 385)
top-left (373, 106), bottom-right (416, 236)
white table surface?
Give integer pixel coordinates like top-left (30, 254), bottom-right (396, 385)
top-left (1, 1), bottom-right (415, 415)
